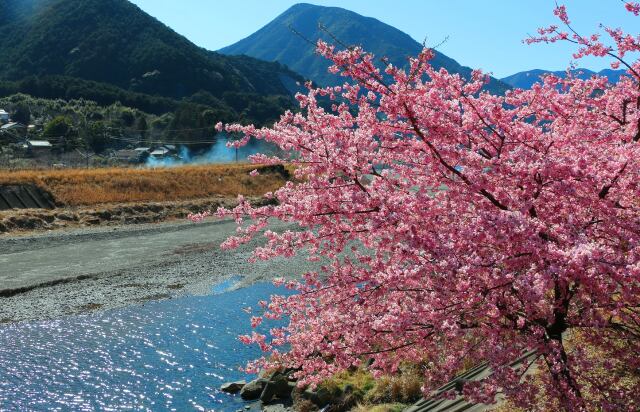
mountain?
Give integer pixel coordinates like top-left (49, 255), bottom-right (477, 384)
top-left (0, 0), bottom-right (305, 122)
top-left (219, 3), bottom-right (509, 94)
top-left (501, 68), bottom-right (628, 89)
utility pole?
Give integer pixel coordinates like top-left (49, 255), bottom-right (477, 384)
top-left (76, 149), bottom-right (92, 169)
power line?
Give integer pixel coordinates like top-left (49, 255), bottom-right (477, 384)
top-left (106, 125), bottom-right (218, 132)
top-left (104, 135), bottom-right (223, 145)
top-left (20, 134), bottom-right (235, 146)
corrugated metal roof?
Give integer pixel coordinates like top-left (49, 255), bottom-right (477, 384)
top-left (27, 140), bottom-right (53, 147)
top-left (150, 148), bottom-right (170, 156)
top-left (1, 122), bottom-right (24, 129)
top-left (115, 150), bottom-right (138, 156)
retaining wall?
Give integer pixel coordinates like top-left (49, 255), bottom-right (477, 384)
top-left (0, 185), bottom-right (57, 210)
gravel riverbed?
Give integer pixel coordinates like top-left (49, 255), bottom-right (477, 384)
top-left (0, 218), bottom-right (315, 323)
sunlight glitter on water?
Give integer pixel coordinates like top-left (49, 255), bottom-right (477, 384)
top-left (0, 282), bottom-right (288, 411)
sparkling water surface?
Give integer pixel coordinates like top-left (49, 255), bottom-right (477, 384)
top-left (0, 280), bottom-right (288, 411)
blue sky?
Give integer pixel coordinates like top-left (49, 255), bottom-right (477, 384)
top-left (129, 0), bottom-right (638, 78)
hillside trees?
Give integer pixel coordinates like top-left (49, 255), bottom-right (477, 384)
top-left (84, 121), bottom-right (109, 153)
top-left (42, 116), bottom-right (72, 138)
top-left (0, 0), bottom-right (301, 99)
top-left (0, 0), bottom-right (306, 129)
top-left (166, 102), bottom-right (218, 146)
top-left (205, 3), bottom-right (640, 411)
top-left (120, 109), bottom-right (135, 127)
top-left (3, 76), bottom-right (180, 115)
top-left (11, 102), bottom-right (31, 124)
top-left (136, 116), bottom-right (148, 140)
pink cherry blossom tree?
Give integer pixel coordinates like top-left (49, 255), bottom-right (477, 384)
top-left (200, 3), bottom-right (640, 410)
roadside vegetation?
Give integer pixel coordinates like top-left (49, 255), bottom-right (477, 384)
top-left (303, 366), bottom-right (423, 412)
top-left (0, 163), bottom-right (289, 206)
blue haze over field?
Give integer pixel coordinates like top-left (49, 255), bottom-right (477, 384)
top-left (146, 134), bottom-right (281, 167)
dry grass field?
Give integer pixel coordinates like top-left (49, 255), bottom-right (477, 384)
top-left (0, 164), bottom-right (289, 206)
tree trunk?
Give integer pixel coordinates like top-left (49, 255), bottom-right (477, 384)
top-left (543, 333), bottom-right (586, 411)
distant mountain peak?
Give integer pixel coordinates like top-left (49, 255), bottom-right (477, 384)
top-left (288, 3), bottom-right (320, 9)
top-left (219, 3), bottom-right (509, 94)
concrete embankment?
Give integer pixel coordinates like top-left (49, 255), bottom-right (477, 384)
top-left (0, 184), bottom-right (57, 210)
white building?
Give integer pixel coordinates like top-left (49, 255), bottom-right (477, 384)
top-left (150, 147), bottom-right (171, 158)
top-left (0, 109), bottom-right (9, 123)
top-left (0, 122), bottom-right (26, 134)
top-left (22, 140), bottom-right (53, 157)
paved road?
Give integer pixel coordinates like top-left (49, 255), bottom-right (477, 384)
top-left (0, 219), bottom-right (315, 322)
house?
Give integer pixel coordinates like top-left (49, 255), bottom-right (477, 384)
top-left (134, 147), bottom-right (151, 162)
top-left (22, 140), bottom-right (53, 157)
top-left (150, 146), bottom-right (171, 159)
top-left (0, 122), bottom-right (27, 139)
top-left (162, 144), bottom-right (177, 153)
top-left (0, 109), bottom-right (9, 123)
top-left (1, 122), bottom-right (26, 132)
top-left (113, 149), bottom-right (143, 163)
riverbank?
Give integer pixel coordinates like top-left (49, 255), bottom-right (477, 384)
top-left (0, 217), bottom-right (315, 324)
top-left (0, 195), bottom-right (269, 234)
top-left (0, 163), bottom-right (292, 235)
top-left (0, 163), bottom-right (290, 206)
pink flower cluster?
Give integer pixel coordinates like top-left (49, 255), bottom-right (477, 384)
top-left (528, 3), bottom-right (640, 69)
top-left (187, 210), bottom-right (212, 223)
top-left (626, 1), bottom-right (640, 15)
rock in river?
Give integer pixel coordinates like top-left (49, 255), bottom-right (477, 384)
top-left (240, 378), bottom-right (267, 400)
top-left (220, 380), bottom-right (246, 394)
top-left (260, 374), bottom-right (294, 403)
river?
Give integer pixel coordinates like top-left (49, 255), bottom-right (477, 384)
top-left (0, 278), bottom-right (290, 411)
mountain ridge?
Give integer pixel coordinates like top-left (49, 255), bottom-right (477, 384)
top-left (0, 0), bottom-right (306, 125)
top-left (219, 3), bottom-right (509, 94)
top-left (0, 0), bottom-right (304, 97)
top-left (501, 68), bottom-right (628, 89)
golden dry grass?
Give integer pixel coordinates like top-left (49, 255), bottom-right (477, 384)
top-left (351, 403), bottom-right (407, 412)
top-left (0, 164), bottom-right (288, 206)
top-left (315, 364), bottom-right (421, 412)
top-left (364, 365), bottom-right (423, 405)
